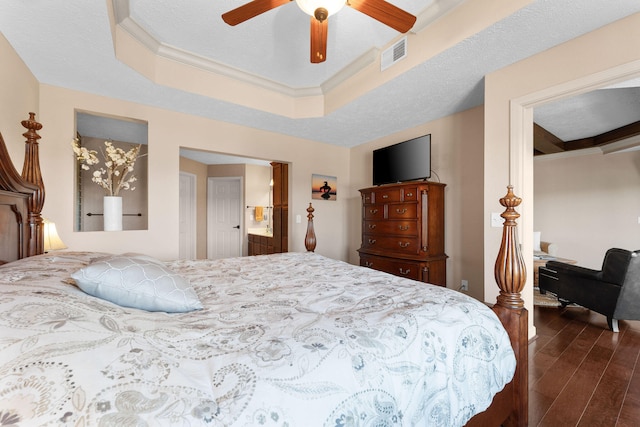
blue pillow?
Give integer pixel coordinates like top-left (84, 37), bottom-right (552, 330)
top-left (71, 255), bottom-right (202, 313)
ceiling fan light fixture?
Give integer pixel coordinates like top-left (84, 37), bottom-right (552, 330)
top-left (221, 0), bottom-right (416, 63)
top-left (295, 0), bottom-right (345, 19)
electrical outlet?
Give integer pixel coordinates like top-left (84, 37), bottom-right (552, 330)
top-left (491, 212), bottom-right (503, 228)
top-left (461, 279), bottom-right (468, 291)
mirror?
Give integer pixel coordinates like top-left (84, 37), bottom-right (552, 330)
top-left (74, 111), bottom-right (148, 232)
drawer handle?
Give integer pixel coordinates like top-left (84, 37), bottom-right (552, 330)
top-left (406, 192), bottom-right (413, 197)
top-left (368, 239), bottom-right (377, 245)
top-left (365, 261), bottom-right (373, 268)
top-left (369, 209), bottom-right (378, 214)
top-left (368, 224), bottom-right (377, 229)
top-left (399, 242), bottom-right (410, 248)
top-left (399, 268), bottom-right (411, 275)
top-left (395, 208), bottom-right (407, 214)
top-left (398, 225), bottom-right (409, 231)
top-left (382, 194), bottom-right (389, 199)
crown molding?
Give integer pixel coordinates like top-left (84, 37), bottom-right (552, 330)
top-left (107, 0), bottom-right (467, 116)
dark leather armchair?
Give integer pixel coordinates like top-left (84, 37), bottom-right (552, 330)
top-left (538, 248), bottom-right (640, 332)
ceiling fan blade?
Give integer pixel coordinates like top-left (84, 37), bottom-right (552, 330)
top-left (222, 0), bottom-right (291, 26)
top-left (310, 17), bottom-right (328, 63)
top-left (348, 0), bottom-right (416, 33)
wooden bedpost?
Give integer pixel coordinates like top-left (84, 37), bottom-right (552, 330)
top-left (305, 203), bottom-right (316, 252)
top-left (20, 113), bottom-right (45, 256)
top-left (493, 185), bottom-right (528, 427)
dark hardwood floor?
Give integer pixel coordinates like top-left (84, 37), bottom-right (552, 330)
top-left (530, 305), bottom-right (640, 426)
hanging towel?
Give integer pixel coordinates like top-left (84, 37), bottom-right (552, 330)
top-left (255, 206), bottom-right (264, 222)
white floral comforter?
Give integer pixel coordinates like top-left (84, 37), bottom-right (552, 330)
top-left (0, 252), bottom-right (515, 427)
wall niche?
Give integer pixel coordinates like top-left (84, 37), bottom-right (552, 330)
top-left (74, 111), bottom-right (148, 232)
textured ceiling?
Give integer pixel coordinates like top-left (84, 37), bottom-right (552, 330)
top-left (534, 86), bottom-right (640, 142)
top-left (1, 0), bottom-right (640, 155)
top-left (129, 0), bottom-right (428, 88)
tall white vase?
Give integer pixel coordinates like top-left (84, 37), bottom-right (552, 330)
top-left (103, 196), bottom-right (123, 231)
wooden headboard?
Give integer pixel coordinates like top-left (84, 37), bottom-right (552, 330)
top-left (0, 113), bottom-right (44, 263)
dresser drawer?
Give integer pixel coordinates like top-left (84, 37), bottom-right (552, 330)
top-left (372, 188), bottom-right (402, 203)
top-left (363, 205), bottom-right (385, 220)
top-left (387, 203), bottom-right (418, 219)
top-left (363, 186), bottom-right (419, 204)
top-left (359, 253), bottom-right (447, 286)
top-left (360, 255), bottom-right (422, 281)
top-left (363, 220), bottom-right (418, 236)
top-left (361, 235), bottom-right (422, 255)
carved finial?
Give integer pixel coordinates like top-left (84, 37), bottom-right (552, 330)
top-left (21, 112), bottom-right (43, 142)
top-left (307, 203), bottom-right (314, 221)
top-left (499, 185), bottom-right (522, 226)
top-left (494, 185), bottom-right (526, 309)
top-left (305, 203), bottom-right (316, 252)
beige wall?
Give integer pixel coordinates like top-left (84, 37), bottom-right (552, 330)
top-left (32, 83), bottom-right (351, 261)
top-left (534, 150), bottom-right (640, 269)
top-left (349, 106), bottom-right (485, 297)
top-left (0, 33), bottom-right (39, 165)
top-left (485, 13), bottom-right (640, 337)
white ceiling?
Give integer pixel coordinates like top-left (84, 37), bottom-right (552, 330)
top-left (2, 0), bottom-right (640, 159)
top-left (534, 86), bottom-right (640, 142)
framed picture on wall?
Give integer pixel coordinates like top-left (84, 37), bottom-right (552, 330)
top-left (312, 174), bottom-right (337, 201)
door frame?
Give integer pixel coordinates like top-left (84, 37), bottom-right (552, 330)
top-left (179, 172), bottom-right (197, 259)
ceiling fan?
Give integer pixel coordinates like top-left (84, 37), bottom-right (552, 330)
top-left (222, 0), bottom-right (417, 63)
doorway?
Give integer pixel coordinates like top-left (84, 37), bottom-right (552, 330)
top-left (179, 148), bottom-right (287, 259)
top-left (507, 63), bottom-right (640, 339)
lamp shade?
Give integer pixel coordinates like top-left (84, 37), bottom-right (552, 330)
top-left (43, 218), bottom-right (67, 252)
top-left (295, 0), bottom-right (345, 18)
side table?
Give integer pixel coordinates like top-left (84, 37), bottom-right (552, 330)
top-left (533, 256), bottom-right (577, 287)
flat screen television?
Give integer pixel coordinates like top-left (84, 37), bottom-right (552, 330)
top-left (373, 134), bottom-right (431, 186)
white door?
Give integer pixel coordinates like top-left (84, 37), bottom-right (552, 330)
top-left (179, 172), bottom-right (197, 259)
top-left (207, 177), bottom-right (242, 259)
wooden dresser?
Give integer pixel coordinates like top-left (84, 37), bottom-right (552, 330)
top-left (358, 181), bottom-right (447, 286)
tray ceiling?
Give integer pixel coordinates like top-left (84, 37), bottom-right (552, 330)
top-left (1, 0), bottom-right (639, 150)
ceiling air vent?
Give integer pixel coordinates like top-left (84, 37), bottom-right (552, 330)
top-left (381, 37), bottom-right (407, 71)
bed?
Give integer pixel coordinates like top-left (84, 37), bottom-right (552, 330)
top-left (0, 114), bottom-right (528, 426)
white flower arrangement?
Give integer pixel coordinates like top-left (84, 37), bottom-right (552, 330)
top-left (72, 138), bottom-right (142, 196)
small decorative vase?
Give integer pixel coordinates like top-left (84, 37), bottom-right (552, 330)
top-left (103, 196), bottom-right (123, 231)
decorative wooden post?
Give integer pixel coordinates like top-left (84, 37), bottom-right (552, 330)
top-left (494, 185), bottom-right (527, 308)
top-left (304, 203), bottom-right (316, 252)
top-left (493, 185), bottom-right (528, 427)
top-left (21, 112), bottom-right (45, 256)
